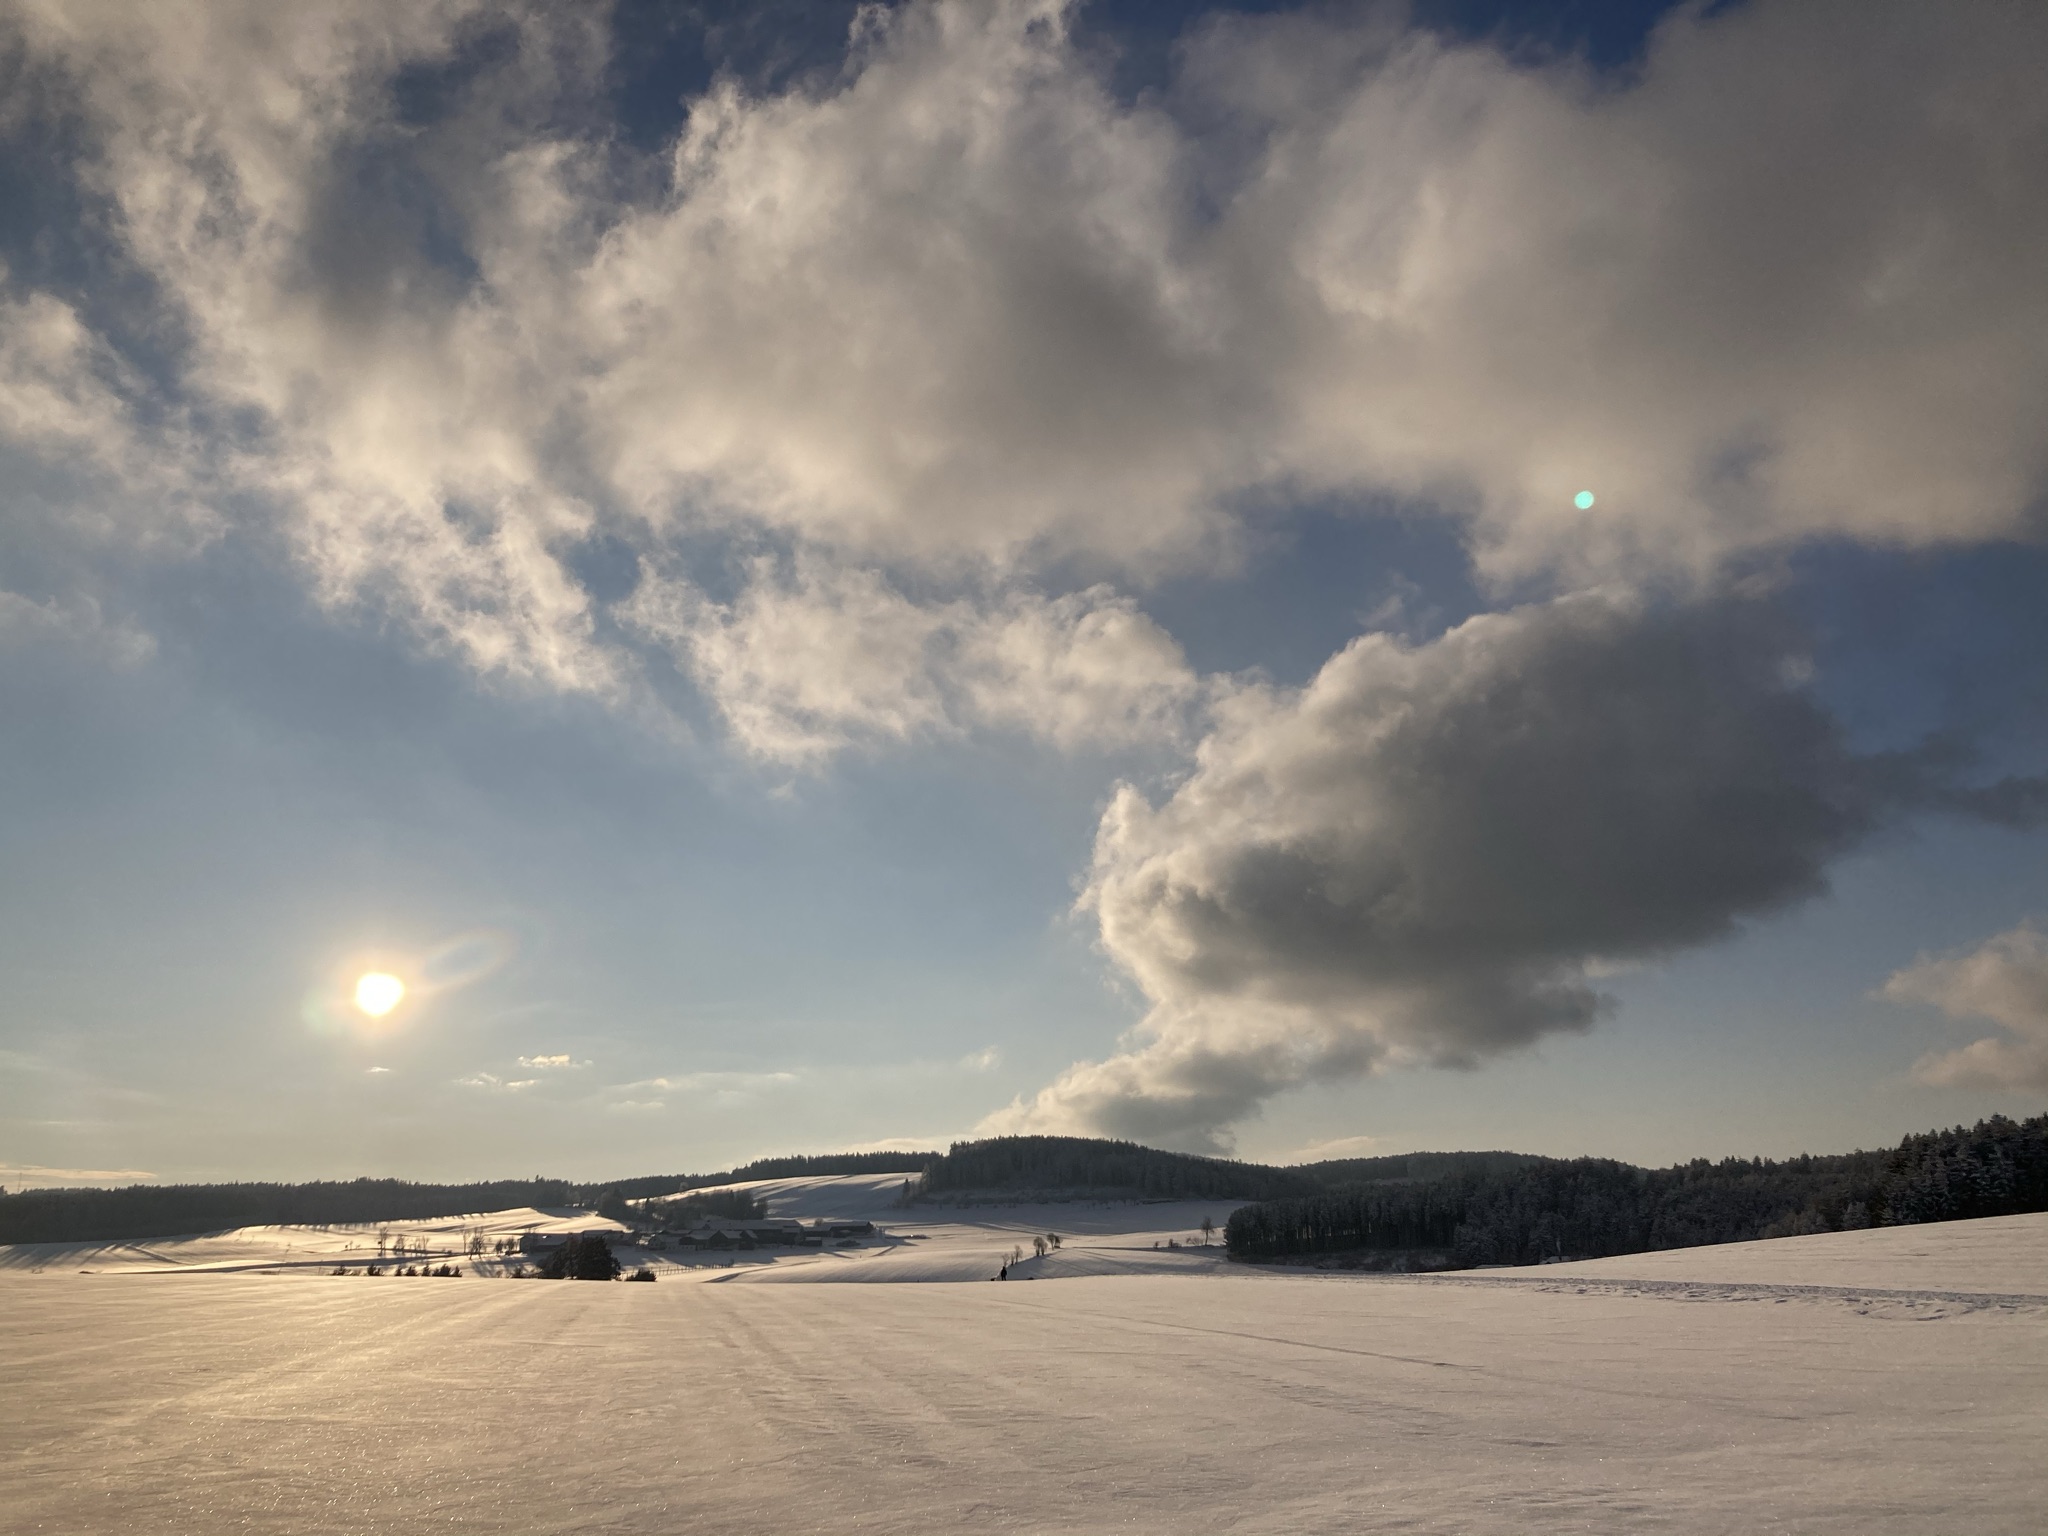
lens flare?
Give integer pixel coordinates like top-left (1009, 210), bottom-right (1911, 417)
top-left (354, 972), bottom-right (406, 1017)
top-left (1574, 490), bottom-right (1596, 509)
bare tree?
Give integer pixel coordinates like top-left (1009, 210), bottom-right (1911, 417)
top-left (1046, 1233), bottom-right (1062, 1250)
top-left (1032, 1235), bottom-right (1048, 1259)
top-left (1200, 1215), bottom-right (1216, 1246)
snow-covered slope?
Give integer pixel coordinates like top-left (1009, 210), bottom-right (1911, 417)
top-left (4, 1213), bottom-right (2043, 1534)
top-left (674, 1174), bottom-right (1240, 1283)
top-left (0, 1174), bottom-right (1243, 1282)
top-left (1470, 1209), bottom-right (2048, 1296)
top-left (0, 1207), bottom-right (623, 1275)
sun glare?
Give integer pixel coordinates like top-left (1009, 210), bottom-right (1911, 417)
top-left (1574, 489), bottom-right (1597, 509)
top-left (354, 972), bottom-right (406, 1017)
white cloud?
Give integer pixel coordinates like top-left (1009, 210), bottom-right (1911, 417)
top-left (623, 560), bottom-right (1199, 765)
top-left (517, 1054), bottom-right (584, 1069)
top-left (1281, 1134), bottom-right (1384, 1164)
top-left (5, 0), bottom-right (2042, 744)
top-left (1886, 923), bottom-right (2048, 1091)
top-left (0, 282), bottom-right (211, 558)
top-left (575, 0), bottom-right (1240, 574)
top-left (626, 1071), bottom-right (800, 1096)
top-left (625, 561), bottom-right (951, 764)
top-left (0, 1163), bottom-right (156, 1189)
top-left (457, 1072), bottom-right (538, 1091)
top-left (577, 0), bottom-right (2048, 579)
top-left (4, 0), bottom-right (2042, 1146)
top-left (0, 288), bottom-right (139, 466)
top-left (954, 586), bottom-right (1202, 752)
top-left (0, 590), bottom-right (155, 666)
top-left (1181, 2), bottom-right (2048, 583)
top-left (4, 0), bottom-right (621, 694)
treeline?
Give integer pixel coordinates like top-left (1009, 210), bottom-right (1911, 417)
top-left (20, 1118), bottom-right (2040, 1251)
top-left (594, 1150), bottom-right (938, 1202)
top-left (643, 1187), bottom-right (766, 1224)
top-left (1299, 1151), bottom-right (1551, 1187)
top-left (0, 1150), bottom-right (941, 1245)
top-left (0, 1177), bottom-right (575, 1247)
top-left (1227, 1114), bottom-right (2048, 1265)
top-left (915, 1137), bottom-right (1547, 1203)
top-left (918, 1136), bottom-right (1326, 1201)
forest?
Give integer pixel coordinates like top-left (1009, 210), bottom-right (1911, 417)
top-left (8, 1119), bottom-right (2043, 1253)
top-left (0, 1150), bottom-right (935, 1246)
top-left (0, 1177), bottom-right (578, 1247)
top-left (1224, 1114), bottom-right (2048, 1265)
top-left (915, 1135), bottom-right (1323, 1201)
top-left (596, 1150), bottom-right (937, 1201)
top-left (914, 1137), bottom-right (1546, 1203)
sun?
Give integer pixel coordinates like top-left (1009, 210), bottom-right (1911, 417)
top-left (354, 972), bottom-right (406, 1017)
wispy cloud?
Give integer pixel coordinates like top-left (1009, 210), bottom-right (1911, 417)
top-left (457, 1072), bottom-right (539, 1092)
top-left (0, 1164), bottom-right (157, 1189)
top-left (624, 1071), bottom-right (799, 1095)
top-left (0, 591), bottom-right (155, 666)
top-left (1284, 1135), bottom-right (1385, 1164)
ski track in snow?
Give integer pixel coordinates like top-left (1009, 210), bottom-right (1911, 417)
top-left (3, 1186), bottom-right (2043, 1534)
top-left (1421, 1273), bottom-right (2048, 1318)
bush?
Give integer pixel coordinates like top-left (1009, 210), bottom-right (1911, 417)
top-left (541, 1233), bottom-right (622, 1280)
top-left (627, 1266), bottom-right (656, 1282)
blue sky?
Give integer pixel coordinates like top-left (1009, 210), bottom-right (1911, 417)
top-left (2, 0), bottom-right (2045, 1186)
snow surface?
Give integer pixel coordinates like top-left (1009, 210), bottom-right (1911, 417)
top-left (3, 1189), bottom-right (2043, 1533)
top-left (0, 1174), bottom-right (1238, 1283)
top-left (1472, 1210), bottom-right (2048, 1296)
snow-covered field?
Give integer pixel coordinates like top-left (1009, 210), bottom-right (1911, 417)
top-left (0, 1173), bottom-right (1238, 1283)
top-left (5, 1183), bottom-right (2043, 1534)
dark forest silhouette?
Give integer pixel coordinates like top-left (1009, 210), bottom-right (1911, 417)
top-left (0, 1150), bottom-right (929, 1246)
top-left (6, 1120), bottom-right (2044, 1263)
top-left (1224, 1114), bottom-right (2048, 1265)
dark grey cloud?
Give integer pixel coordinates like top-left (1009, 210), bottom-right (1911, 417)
top-left (991, 592), bottom-right (2032, 1149)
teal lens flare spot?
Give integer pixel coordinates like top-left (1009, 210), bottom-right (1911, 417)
top-left (1574, 490), bottom-right (1596, 510)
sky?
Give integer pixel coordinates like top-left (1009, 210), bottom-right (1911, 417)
top-left (2, 0), bottom-right (2045, 1188)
